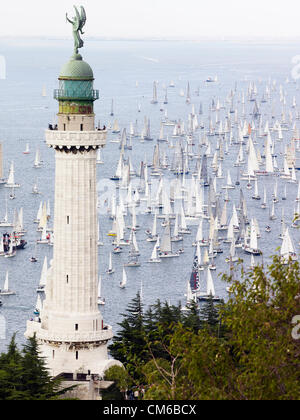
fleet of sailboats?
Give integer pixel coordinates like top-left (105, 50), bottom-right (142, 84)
top-left (1, 63), bottom-right (300, 317)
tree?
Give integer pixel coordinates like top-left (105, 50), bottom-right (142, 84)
top-left (143, 256), bottom-right (300, 400)
top-left (109, 292), bottom-right (146, 379)
top-left (0, 334), bottom-right (24, 400)
top-left (0, 334), bottom-right (71, 400)
top-left (221, 255), bottom-right (300, 399)
top-left (104, 365), bottom-right (133, 400)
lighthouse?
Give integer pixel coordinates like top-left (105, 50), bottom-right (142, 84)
top-left (25, 6), bottom-right (120, 392)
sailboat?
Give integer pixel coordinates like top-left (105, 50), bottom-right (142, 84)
top-left (280, 228), bottom-right (297, 264)
top-left (151, 81), bottom-right (158, 104)
top-left (119, 268), bottom-right (127, 289)
top-left (33, 148), bottom-right (42, 168)
top-left (112, 120), bottom-right (121, 134)
top-left (5, 162), bottom-right (20, 188)
top-left (37, 256), bottom-right (47, 293)
top-left (251, 179), bottom-right (261, 200)
top-left (242, 220), bottom-right (262, 255)
top-left (32, 179), bottom-right (40, 194)
top-left (124, 253), bottom-right (140, 267)
top-left (110, 154), bottom-right (123, 181)
top-left (148, 238), bottom-right (161, 263)
top-left (0, 271), bottom-right (15, 296)
top-left (23, 143), bottom-right (30, 154)
top-left (97, 276), bottom-right (105, 305)
top-left (269, 200), bottom-right (276, 220)
top-left (106, 252), bottom-right (115, 274)
top-left (159, 222), bottom-right (179, 258)
top-left (171, 213), bottom-right (183, 242)
top-left (196, 268), bottom-right (221, 302)
top-left (261, 186), bottom-right (267, 209)
top-left (146, 214), bottom-right (158, 242)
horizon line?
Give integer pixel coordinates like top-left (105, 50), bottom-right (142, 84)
top-left (1, 35), bottom-right (300, 42)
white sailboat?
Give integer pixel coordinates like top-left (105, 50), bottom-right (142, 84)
top-left (37, 256), bottom-right (47, 292)
top-left (33, 148), bottom-right (42, 168)
top-left (112, 119), bottom-right (121, 134)
top-left (280, 228), bottom-right (297, 264)
top-left (0, 271), bottom-right (15, 296)
top-left (32, 179), bottom-right (40, 194)
top-left (5, 162), bottom-right (20, 188)
top-left (148, 238), bottom-right (161, 263)
top-left (151, 81), bottom-right (158, 104)
top-left (97, 276), bottom-right (105, 305)
top-left (23, 143), bottom-right (30, 154)
top-left (106, 252), bottom-right (115, 274)
top-left (197, 268), bottom-right (221, 302)
top-left (243, 219), bottom-right (262, 255)
top-left (159, 222), bottom-right (179, 258)
top-left (0, 199), bottom-right (13, 227)
top-left (120, 268), bottom-right (127, 288)
top-left (146, 214), bottom-right (158, 242)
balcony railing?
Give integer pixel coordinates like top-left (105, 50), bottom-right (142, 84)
top-left (54, 89), bottom-right (99, 101)
top-left (25, 320), bottom-right (113, 343)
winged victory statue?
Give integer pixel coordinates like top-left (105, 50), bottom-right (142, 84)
top-left (66, 5), bottom-right (87, 54)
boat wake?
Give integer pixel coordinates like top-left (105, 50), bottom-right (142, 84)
top-left (140, 56), bottom-right (159, 63)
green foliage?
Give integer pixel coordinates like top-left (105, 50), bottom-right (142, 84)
top-left (109, 255), bottom-right (300, 400)
top-left (0, 334), bottom-right (69, 400)
top-left (104, 365), bottom-right (133, 400)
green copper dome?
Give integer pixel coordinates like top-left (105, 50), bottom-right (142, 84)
top-left (59, 53), bottom-right (94, 81)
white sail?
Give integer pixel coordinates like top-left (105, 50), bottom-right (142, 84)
top-left (250, 220), bottom-right (258, 250)
top-left (3, 271), bottom-right (9, 291)
top-left (150, 239), bottom-right (159, 260)
top-left (206, 269), bottom-right (215, 296)
top-left (281, 228), bottom-right (296, 260)
top-left (131, 230), bottom-right (139, 253)
top-left (7, 162), bottom-right (15, 185)
top-left (160, 222), bottom-right (172, 253)
top-left (39, 256), bottom-right (48, 287)
top-left (120, 268), bottom-right (127, 288)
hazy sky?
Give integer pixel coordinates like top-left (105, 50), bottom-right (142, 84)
top-left (1, 0), bottom-right (300, 39)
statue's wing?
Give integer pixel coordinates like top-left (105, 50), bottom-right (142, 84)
top-left (79, 6), bottom-right (86, 31)
top-left (73, 6), bottom-right (81, 31)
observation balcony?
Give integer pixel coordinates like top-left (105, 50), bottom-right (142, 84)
top-left (45, 128), bottom-right (107, 149)
top-left (25, 320), bottom-right (113, 343)
top-left (54, 89), bottom-right (99, 101)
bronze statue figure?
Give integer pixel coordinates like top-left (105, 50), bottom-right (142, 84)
top-left (66, 5), bottom-right (87, 54)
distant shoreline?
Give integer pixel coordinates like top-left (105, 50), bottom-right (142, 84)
top-left (1, 36), bottom-right (300, 44)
